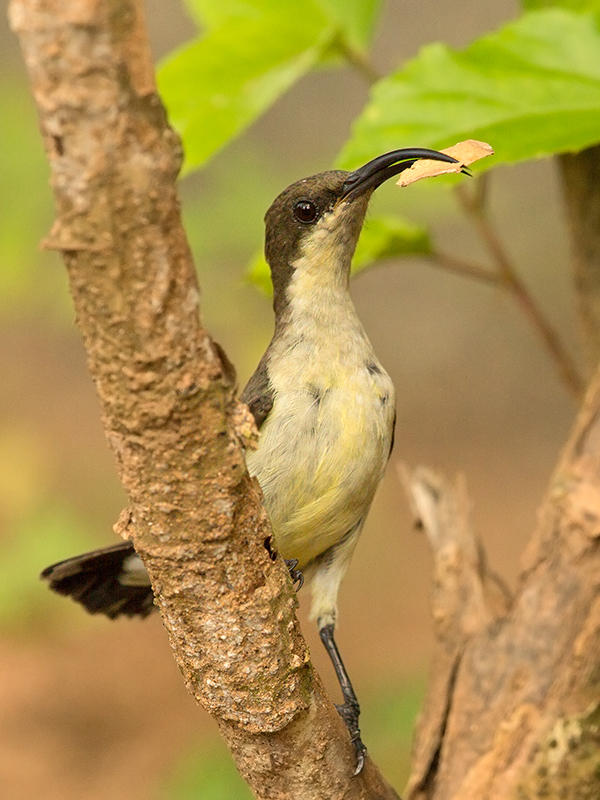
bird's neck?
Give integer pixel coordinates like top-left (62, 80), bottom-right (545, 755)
top-left (272, 226), bottom-right (356, 334)
top-left (273, 256), bottom-right (361, 347)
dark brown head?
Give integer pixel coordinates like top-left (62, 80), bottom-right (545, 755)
top-left (264, 148), bottom-right (460, 317)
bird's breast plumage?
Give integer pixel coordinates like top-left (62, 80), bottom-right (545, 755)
top-left (245, 290), bottom-right (395, 568)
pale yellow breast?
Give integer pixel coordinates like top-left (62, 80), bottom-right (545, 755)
top-left (246, 290), bottom-right (395, 567)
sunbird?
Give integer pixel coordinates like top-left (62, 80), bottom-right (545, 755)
top-left (42, 147), bottom-right (461, 774)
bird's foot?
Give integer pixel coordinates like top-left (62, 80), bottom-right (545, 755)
top-left (284, 558), bottom-right (304, 591)
top-left (335, 699), bottom-right (367, 775)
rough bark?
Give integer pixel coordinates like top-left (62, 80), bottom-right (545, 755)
top-left (401, 381), bottom-right (600, 799)
top-left (559, 146), bottom-right (600, 373)
top-left (9, 1), bottom-right (400, 798)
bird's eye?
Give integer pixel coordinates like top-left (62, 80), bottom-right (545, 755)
top-left (293, 200), bottom-right (318, 224)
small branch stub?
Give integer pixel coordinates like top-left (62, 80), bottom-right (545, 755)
top-left (398, 464), bottom-right (511, 799)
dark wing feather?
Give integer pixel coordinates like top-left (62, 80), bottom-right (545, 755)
top-left (241, 351), bottom-right (274, 430)
top-left (41, 541), bottom-right (155, 619)
top-left (388, 409), bottom-right (397, 460)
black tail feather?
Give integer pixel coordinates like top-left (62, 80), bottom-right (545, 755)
top-left (41, 542), bottom-right (155, 619)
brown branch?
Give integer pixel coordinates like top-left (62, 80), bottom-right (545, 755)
top-left (455, 181), bottom-right (585, 399)
top-left (9, 1), bottom-right (400, 798)
top-left (399, 372), bottom-right (600, 798)
top-left (559, 146), bottom-right (600, 375)
top-left (398, 466), bottom-right (511, 798)
top-left (399, 466), bottom-right (511, 646)
top-left (428, 251), bottom-right (501, 286)
top-left (335, 35), bottom-right (382, 84)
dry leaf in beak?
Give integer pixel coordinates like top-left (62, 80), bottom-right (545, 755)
top-left (396, 140), bottom-right (494, 187)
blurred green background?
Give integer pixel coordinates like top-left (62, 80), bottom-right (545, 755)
top-left (0, 0), bottom-right (585, 797)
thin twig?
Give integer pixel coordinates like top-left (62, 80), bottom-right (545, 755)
top-left (472, 171), bottom-right (489, 211)
top-left (455, 181), bottom-right (585, 399)
top-left (429, 251), bottom-right (501, 286)
top-left (335, 36), bottom-right (382, 85)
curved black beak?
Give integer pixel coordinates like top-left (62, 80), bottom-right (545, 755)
top-left (341, 147), bottom-right (464, 199)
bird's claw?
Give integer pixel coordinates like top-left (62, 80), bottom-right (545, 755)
top-left (335, 700), bottom-right (367, 775)
top-left (284, 558), bottom-right (304, 591)
top-left (352, 742), bottom-right (366, 776)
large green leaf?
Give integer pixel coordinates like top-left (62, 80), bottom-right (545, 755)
top-left (338, 9), bottom-right (600, 171)
top-left (522, 1), bottom-right (600, 10)
top-left (317, 0), bottom-right (382, 49)
top-left (184, 0), bottom-right (292, 29)
top-left (246, 214), bottom-right (430, 293)
top-left (158, 7), bottom-right (329, 172)
top-left (352, 214), bottom-right (431, 271)
top-left (185, 0), bottom-right (381, 47)
top-left (160, 0), bottom-right (381, 172)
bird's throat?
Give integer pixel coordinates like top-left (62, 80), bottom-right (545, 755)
top-left (270, 199), bottom-right (367, 329)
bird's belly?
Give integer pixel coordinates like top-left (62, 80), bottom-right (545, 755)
top-left (245, 372), bottom-right (395, 567)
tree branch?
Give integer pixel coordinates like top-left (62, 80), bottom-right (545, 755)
top-left (428, 250), bottom-right (501, 286)
top-left (398, 466), bottom-right (511, 798)
top-left (9, 1), bottom-right (399, 797)
top-left (455, 181), bottom-right (585, 400)
top-left (335, 35), bottom-right (382, 84)
top-left (399, 374), bottom-right (600, 798)
top-left (559, 145), bottom-right (600, 375)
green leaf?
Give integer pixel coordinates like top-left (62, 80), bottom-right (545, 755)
top-left (159, 0), bottom-right (382, 172)
top-left (338, 9), bottom-right (600, 172)
top-left (186, 0), bottom-right (381, 47)
top-left (246, 214), bottom-right (430, 292)
top-left (184, 0), bottom-right (286, 29)
top-left (522, 0), bottom-right (600, 10)
top-left (185, 0), bottom-right (381, 46)
top-left (317, 0), bottom-right (382, 50)
top-left (158, 7), bottom-right (330, 172)
top-left (246, 251), bottom-right (273, 295)
top-left (352, 214), bottom-right (431, 272)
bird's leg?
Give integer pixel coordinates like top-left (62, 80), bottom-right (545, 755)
top-left (284, 558), bottom-right (304, 590)
top-left (319, 622), bottom-right (366, 775)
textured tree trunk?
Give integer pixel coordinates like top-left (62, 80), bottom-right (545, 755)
top-left (9, 1), bottom-right (399, 798)
top-left (401, 378), bottom-right (600, 799)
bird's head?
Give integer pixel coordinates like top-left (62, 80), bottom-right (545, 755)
top-left (264, 148), bottom-right (460, 316)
